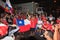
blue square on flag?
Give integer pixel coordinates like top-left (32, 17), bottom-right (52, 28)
top-left (16, 19), bottom-right (24, 26)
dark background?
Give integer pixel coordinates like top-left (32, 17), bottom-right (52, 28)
top-left (0, 0), bottom-right (60, 17)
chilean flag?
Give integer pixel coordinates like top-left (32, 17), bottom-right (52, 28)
top-left (0, 23), bottom-right (8, 36)
top-left (0, 0), bottom-right (13, 14)
top-left (16, 19), bottom-right (31, 32)
top-left (5, 0), bottom-right (13, 14)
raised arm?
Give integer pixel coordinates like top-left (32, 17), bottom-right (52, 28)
top-left (53, 24), bottom-right (59, 40)
top-left (44, 31), bottom-right (52, 40)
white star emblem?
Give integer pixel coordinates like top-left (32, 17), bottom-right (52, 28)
top-left (19, 21), bottom-right (22, 24)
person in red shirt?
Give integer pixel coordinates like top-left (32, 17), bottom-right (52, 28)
top-left (30, 14), bottom-right (38, 36)
top-left (13, 14), bottom-right (21, 25)
top-left (19, 13), bottom-right (26, 20)
top-left (1, 16), bottom-right (8, 25)
top-left (56, 17), bottom-right (60, 24)
top-left (42, 19), bottom-right (53, 31)
top-left (13, 16), bottom-right (17, 25)
top-left (0, 18), bottom-right (8, 38)
top-left (30, 15), bottom-right (37, 29)
top-left (41, 14), bottom-right (47, 21)
top-left (43, 23), bottom-right (60, 40)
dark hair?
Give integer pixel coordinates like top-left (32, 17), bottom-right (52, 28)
top-left (41, 30), bottom-right (53, 38)
top-left (46, 30), bottom-right (53, 38)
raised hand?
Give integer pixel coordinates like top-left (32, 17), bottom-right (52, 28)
top-left (43, 31), bottom-right (52, 40)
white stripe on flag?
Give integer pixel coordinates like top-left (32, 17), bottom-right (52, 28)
top-left (0, 23), bottom-right (7, 26)
top-left (6, 0), bottom-right (12, 8)
top-left (24, 19), bottom-right (31, 25)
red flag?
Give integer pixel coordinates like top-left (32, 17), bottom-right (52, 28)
top-left (19, 24), bottom-right (31, 32)
top-left (0, 24), bottom-right (8, 36)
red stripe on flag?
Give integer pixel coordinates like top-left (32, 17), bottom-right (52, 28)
top-left (19, 24), bottom-right (31, 32)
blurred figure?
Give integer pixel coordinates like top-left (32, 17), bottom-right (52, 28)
top-left (1, 16), bottom-right (8, 25)
top-left (0, 18), bottom-right (8, 39)
top-left (41, 14), bottom-right (47, 21)
top-left (56, 17), bottom-right (60, 24)
top-left (48, 14), bottom-right (55, 21)
top-left (30, 14), bottom-right (38, 36)
top-left (6, 14), bottom-right (13, 25)
top-left (36, 14), bottom-right (43, 30)
top-left (42, 19), bottom-right (53, 32)
top-left (43, 30), bottom-right (53, 40)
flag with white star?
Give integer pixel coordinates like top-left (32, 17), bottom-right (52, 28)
top-left (16, 19), bottom-right (31, 32)
top-left (16, 19), bottom-right (24, 26)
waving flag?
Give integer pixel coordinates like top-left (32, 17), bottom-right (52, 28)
top-left (5, 0), bottom-right (13, 14)
top-left (0, 23), bottom-right (8, 36)
top-left (17, 19), bottom-right (24, 26)
top-left (16, 19), bottom-right (31, 32)
top-left (6, 0), bottom-right (12, 8)
top-left (0, 0), bottom-right (13, 14)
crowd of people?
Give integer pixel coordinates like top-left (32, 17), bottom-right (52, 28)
top-left (0, 12), bottom-right (60, 40)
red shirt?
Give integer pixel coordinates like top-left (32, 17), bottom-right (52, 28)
top-left (13, 17), bottom-right (16, 24)
top-left (42, 21), bottom-right (53, 31)
top-left (2, 19), bottom-right (8, 25)
top-left (30, 18), bottom-right (38, 28)
top-left (56, 19), bottom-right (60, 24)
top-left (41, 16), bottom-right (47, 21)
